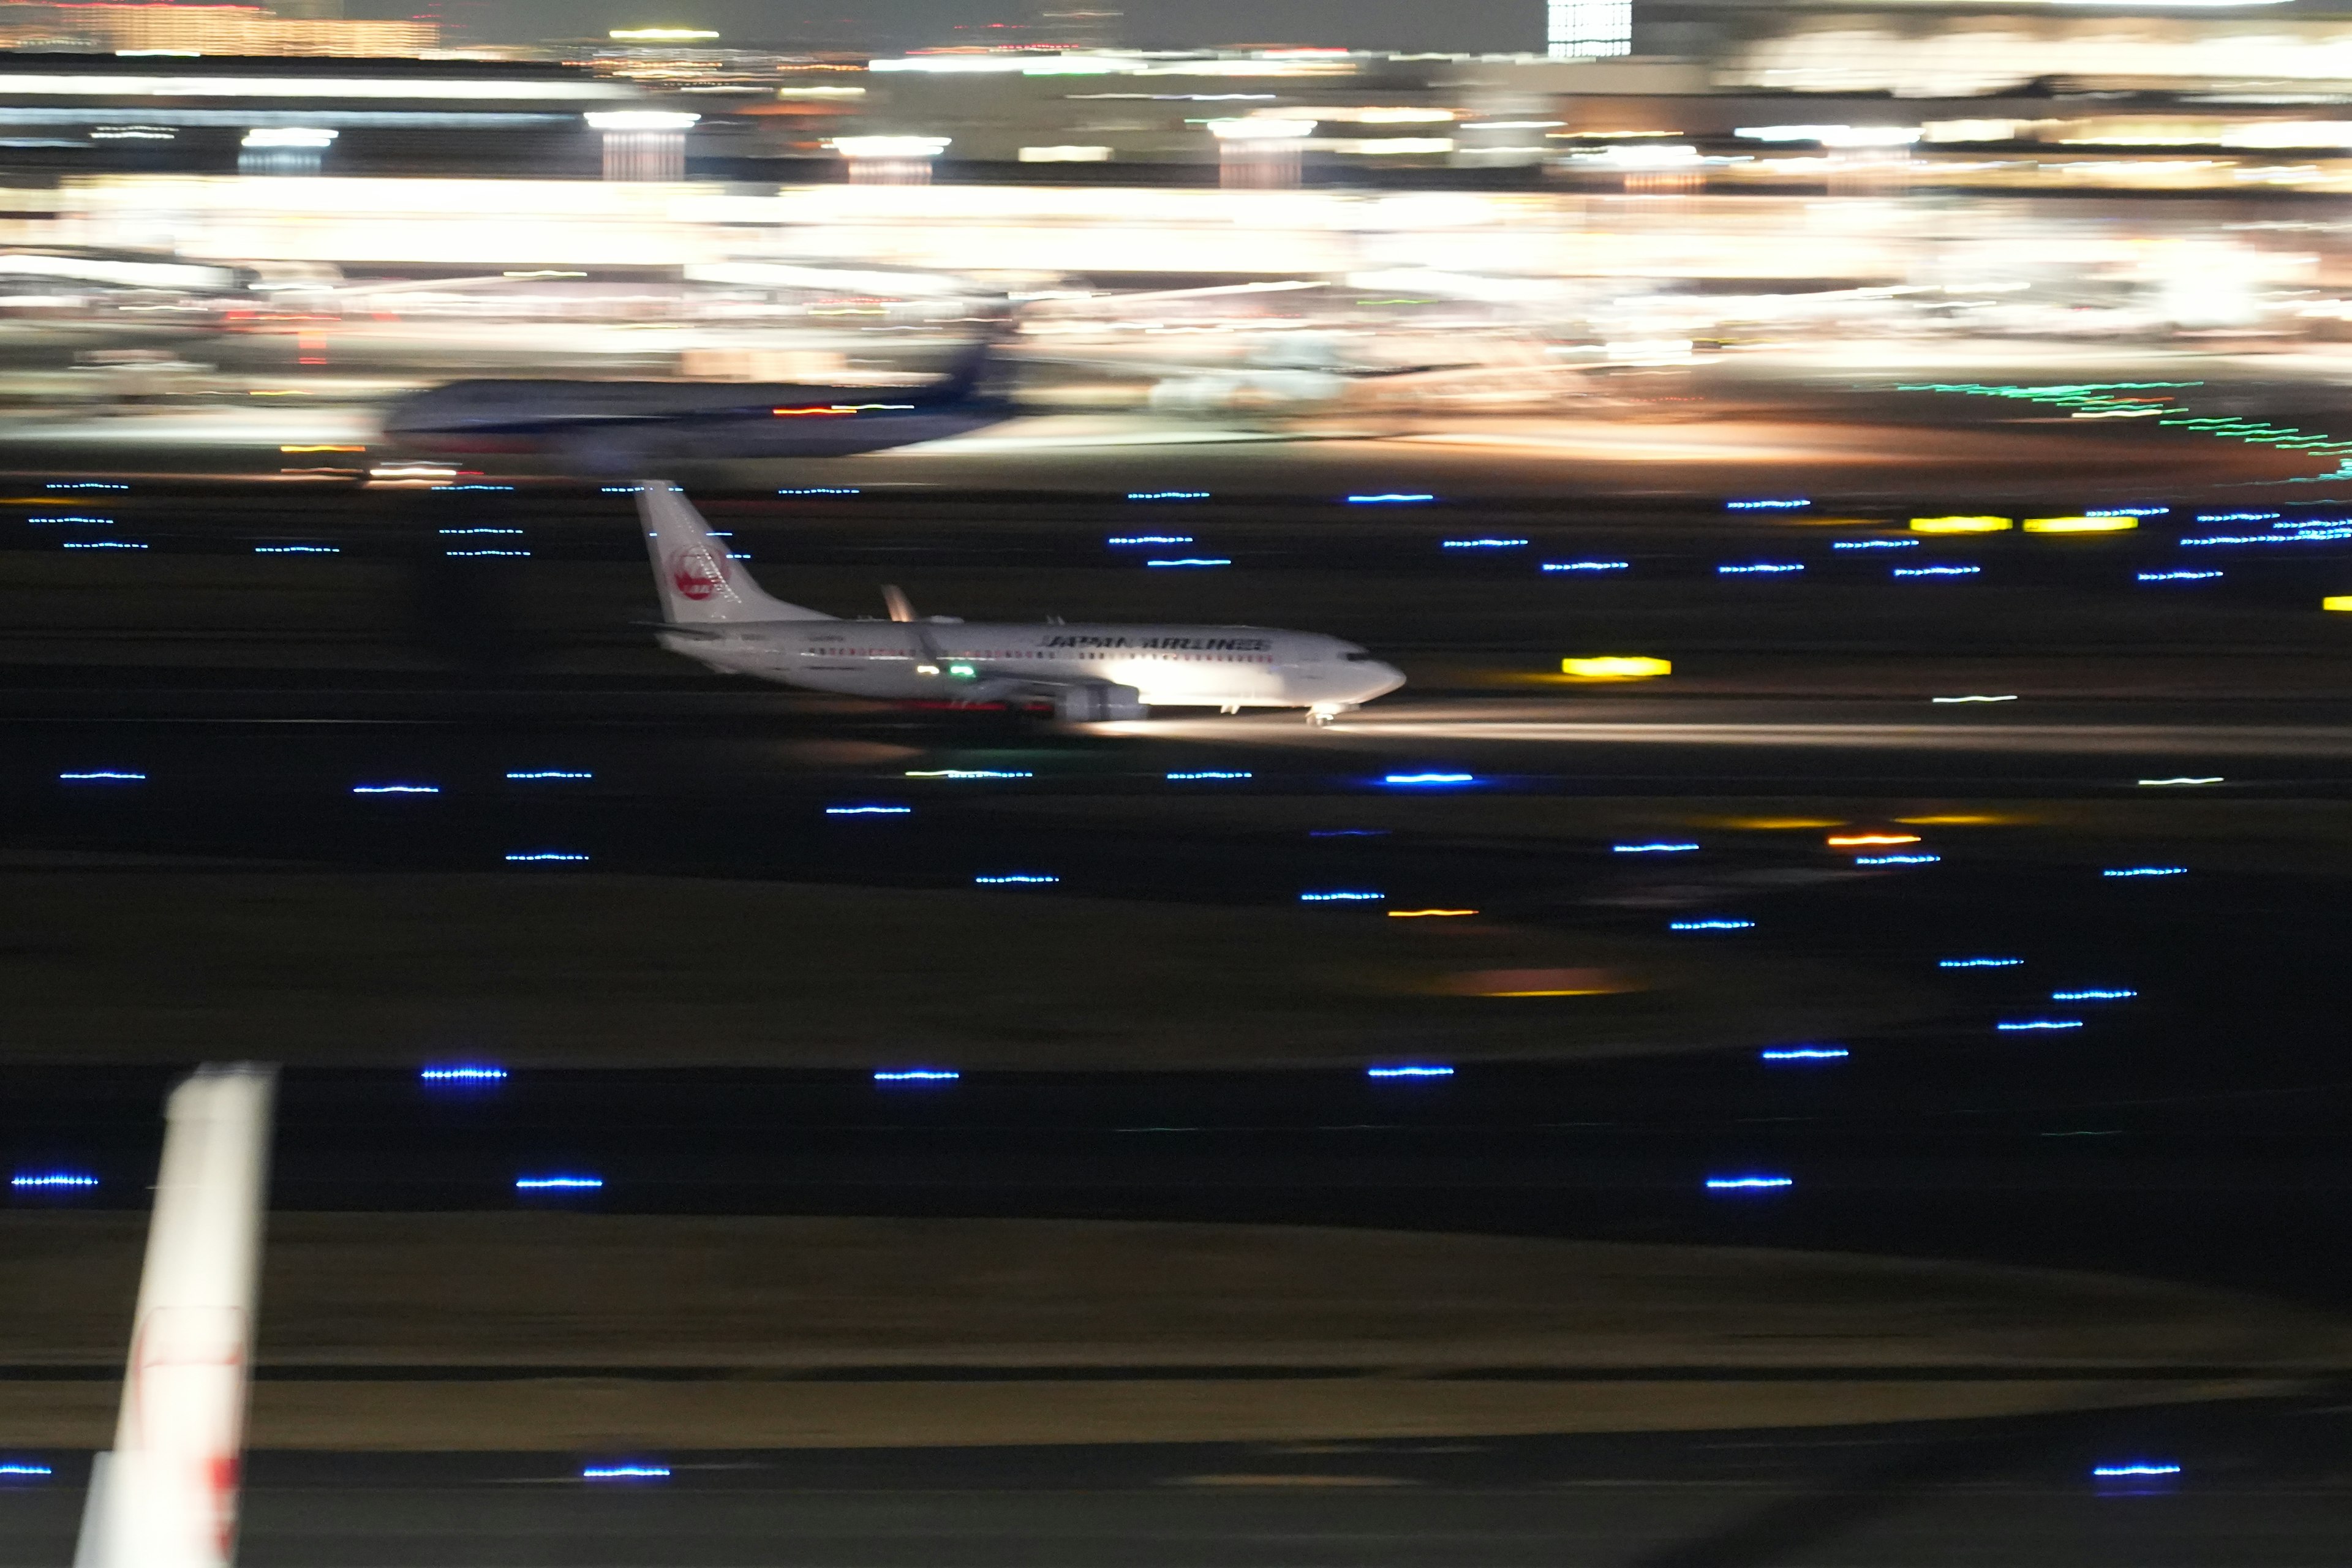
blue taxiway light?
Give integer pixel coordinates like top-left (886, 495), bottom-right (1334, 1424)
top-left (1726, 499), bottom-right (1809, 510)
top-left (1760, 1047), bottom-right (1849, 1061)
top-left (1541, 560), bottom-right (1630, 573)
top-left (1893, 564), bottom-right (1980, 577)
top-left (1346, 493), bottom-right (1434, 504)
top-left (582, 1465), bottom-right (669, 1480)
top-left (1706, 1175), bottom-right (1793, 1190)
top-left (1832, 538), bottom-right (1917, 549)
top-left (353, 784), bottom-right (439, 795)
top-left (1145, 557), bottom-right (1230, 568)
top-left (1717, 562), bottom-right (1803, 575)
top-left (1998, 1019), bottom-right (2085, 1031)
top-left (515, 1177), bottom-right (602, 1191)
top-left (1301, 891), bottom-right (1384, 902)
top-left (59, 771), bottom-right (143, 782)
top-left (974, 873), bottom-right (1057, 884)
top-left (437, 527), bottom-right (522, 535)
top-left (1940, 957), bottom-right (2022, 968)
top-left (507, 771), bottom-right (592, 781)
top-left (2052, 989), bottom-right (2137, 1001)
top-left (2092, 1463), bottom-right (2180, 1477)
top-left (420, 1067), bottom-right (507, 1083)
top-left (1108, 535), bottom-right (1193, 545)
top-left (254, 545), bottom-right (339, 554)
top-left (443, 549), bottom-right (529, 558)
top-left (1367, 1065), bottom-right (1454, 1078)
top-left (0, 1464), bottom-right (51, 1476)
top-left (1167, 771), bottom-right (1251, 781)
top-left (29, 514), bottom-right (112, 524)
top-left (2103, 866), bottom-right (2187, 878)
top-left (1125, 491), bottom-right (1208, 501)
top-left (2090, 507), bottom-right (2169, 517)
top-left (1310, 829), bottom-right (1390, 837)
top-left (874, 1069), bottom-right (960, 1082)
top-left (2138, 570), bottom-right (2222, 582)
top-left (62, 540), bottom-right (144, 549)
top-left (2194, 511), bottom-right (2277, 522)
top-left (1382, 772), bottom-right (1475, 786)
top-left (1614, 842), bottom-right (1700, 854)
top-left (778, 487), bottom-right (859, 496)
top-left (1854, 853), bottom-right (1940, 865)
top-left (826, 805), bottom-right (913, 815)
top-left (47, 482), bottom-right (126, 491)
top-left (12, 1174), bottom-right (96, 1188)
top-left (505, 852), bottom-right (589, 863)
top-left (1442, 538), bottom-right (1529, 549)
top-left (1670, 918), bottom-right (1753, 931)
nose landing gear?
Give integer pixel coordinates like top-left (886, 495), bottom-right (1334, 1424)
top-left (1308, 703), bottom-right (1351, 727)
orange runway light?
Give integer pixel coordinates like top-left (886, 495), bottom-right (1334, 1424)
top-left (1389, 908), bottom-right (1479, 918)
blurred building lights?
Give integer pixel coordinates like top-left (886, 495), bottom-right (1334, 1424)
top-left (588, 110), bottom-right (697, 181)
top-left (828, 134), bottom-right (951, 185)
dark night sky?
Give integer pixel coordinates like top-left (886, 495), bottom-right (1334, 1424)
top-left (430, 0), bottom-right (1540, 53)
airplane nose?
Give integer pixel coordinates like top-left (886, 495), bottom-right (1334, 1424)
top-left (1359, 662), bottom-right (1406, 701)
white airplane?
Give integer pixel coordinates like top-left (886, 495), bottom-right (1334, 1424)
top-left (637, 481), bottom-right (1405, 723)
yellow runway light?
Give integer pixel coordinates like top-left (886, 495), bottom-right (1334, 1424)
top-left (1910, 516), bottom-right (2013, 534)
top-left (1436, 967), bottom-right (1623, 998)
top-left (1708, 816), bottom-right (1845, 830)
top-left (1827, 832), bottom-right (1921, 847)
top-left (1561, 655), bottom-right (1670, 679)
top-left (2325, 596), bottom-right (2352, 612)
top-left (2024, 516), bottom-right (2136, 533)
top-left (1897, 813), bottom-right (2022, 826)
top-left (281, 444), bottom-right (366, 453)
top-left (1389, 908), bottom-right (1479, 918)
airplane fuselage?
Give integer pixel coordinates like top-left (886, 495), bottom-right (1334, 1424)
top-left (383, 380), bottom-right (1009, 459)
top-left (662, 619), bottom-right (1403, 710)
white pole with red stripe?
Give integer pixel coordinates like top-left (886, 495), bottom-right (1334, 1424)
top-left (77, 1065), bottom-right (276, 1568)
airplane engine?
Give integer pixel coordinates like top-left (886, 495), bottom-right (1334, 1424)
top-left (1147, 369), bottom-right (1348, 419)
top-left (1054, 682), bottom-right (1146, 722)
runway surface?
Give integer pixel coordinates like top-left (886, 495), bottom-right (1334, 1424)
top-left (9, 1407), bottom-right (2352, 1567)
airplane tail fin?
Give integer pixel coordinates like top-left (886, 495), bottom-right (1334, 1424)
top-left (925, 311), bottom-right (1017, 402)
top-left (637, 481), bottom-right (834, 626)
